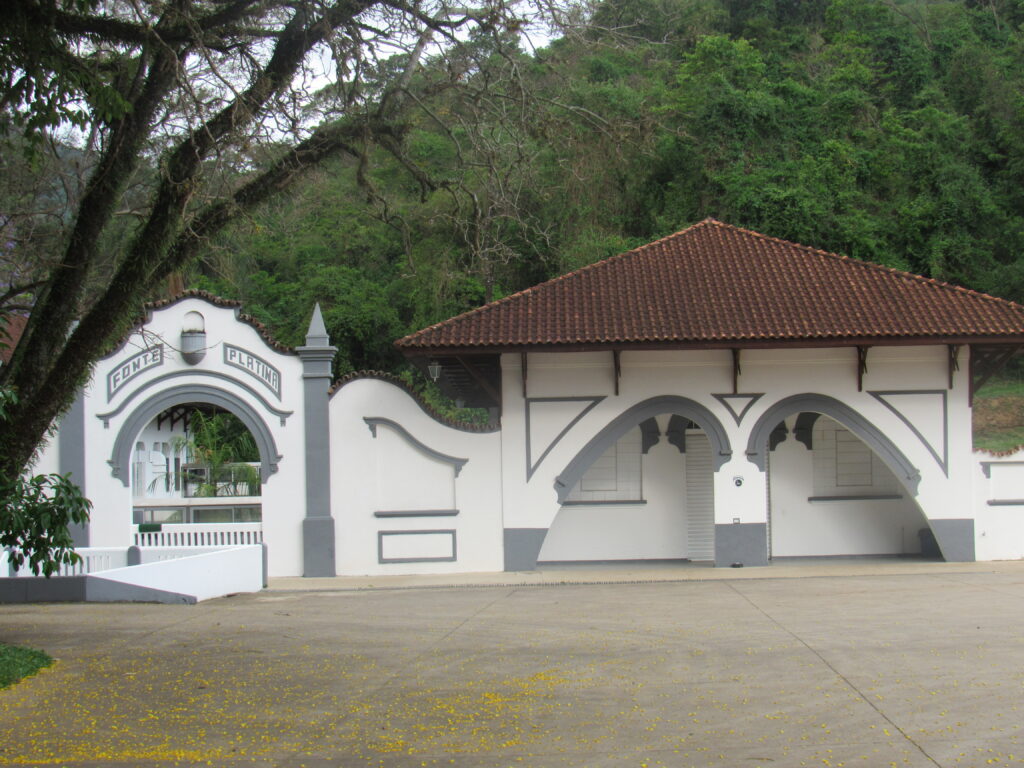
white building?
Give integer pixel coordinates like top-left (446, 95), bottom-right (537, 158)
top-left (20, 219), bottom-right (1024, 591)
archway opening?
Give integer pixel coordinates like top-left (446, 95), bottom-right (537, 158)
top-left (765, 413), bottom-right (937, 560)
top-left (130, 404), bottom-right (263, 528)
top-left (539, 415), bottom-right (716, 564)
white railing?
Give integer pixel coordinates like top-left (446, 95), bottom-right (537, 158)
top-left (132, 523), bottom-right (263, 547)
top-left (4, 547), bottom-right (129, 577)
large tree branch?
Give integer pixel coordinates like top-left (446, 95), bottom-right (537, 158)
top-left (11, 0), bottom-right (289, 47)
top-left (1, 33), bottom-right (183, 399)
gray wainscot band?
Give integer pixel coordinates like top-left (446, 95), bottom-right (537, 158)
top-left (378, 530), bottom-right (457, 564)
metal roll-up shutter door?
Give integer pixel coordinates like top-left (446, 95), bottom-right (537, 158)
top-left (686, 433), bottom-right (715, 561)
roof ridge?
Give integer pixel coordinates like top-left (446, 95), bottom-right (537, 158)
top-left (396, 219), bottom-right (718, 347)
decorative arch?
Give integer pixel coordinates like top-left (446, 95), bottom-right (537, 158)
top-left (552, 395), bottom-right (732, 503)
top-left (109, 384), bottom-right (282, 487)
top-left (745, 394), bottom-right (920, 496)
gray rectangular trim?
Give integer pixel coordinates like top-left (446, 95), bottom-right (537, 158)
top-left (980, 461), bottom-right (1024, 478)
top-left (378, 530), bottom-right (457, 564)
top-left (987, 499), bottom-right (1024, 506)
top-left (808, 495), bottom-right (904, 502)
top-left (374, 509), bottom-right (460, 518)
top-left (560, 500), bottom-right (647, 507)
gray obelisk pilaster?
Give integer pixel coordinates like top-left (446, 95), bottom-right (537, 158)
top-left (296, 304), bottom-right (337, 576)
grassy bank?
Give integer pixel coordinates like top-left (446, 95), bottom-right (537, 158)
top-left (0, 644), bottom-right (53, 689)
top-left (973, 374), bottom-right (1024, 453)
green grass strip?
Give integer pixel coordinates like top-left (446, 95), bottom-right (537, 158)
top-left (0, 644), bottom-right (53, 689)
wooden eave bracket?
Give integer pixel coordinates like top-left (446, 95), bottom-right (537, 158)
top-left (613, 350), bottom-right (621, 396)
top-left (731, 348), bottom-right (741, 394)
top-left (948, 344), bottom-right (960, 390)
top-left (856, 346), bottom-right (869, 392)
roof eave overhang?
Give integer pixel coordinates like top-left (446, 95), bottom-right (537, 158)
top-left (398, 335), bottom-right (1024, 357)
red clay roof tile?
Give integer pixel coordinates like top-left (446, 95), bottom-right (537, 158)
top-left (397, 219), bottom-right (1024, 352)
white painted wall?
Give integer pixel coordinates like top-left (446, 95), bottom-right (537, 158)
top-left (501, 345), bottom-right (975, 560)
top-left (538, 423), bottom-right (714, 562)
top-left (329, 378), bottom-right (503, 575)
top-left (768, 417), bottom-right (927, 557)
top-left (90, 545), bottom-right (263, 601)
top-left (973, 448), bottom-right (1024, 560)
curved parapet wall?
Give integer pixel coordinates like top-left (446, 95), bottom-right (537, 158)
top-left (328, 375), bottom-right (502, 576)
top-left (330, 370), bottom-right (499, 433)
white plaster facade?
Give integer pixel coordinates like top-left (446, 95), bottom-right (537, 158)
top-left (33, 295), bottom-right (1024, 578)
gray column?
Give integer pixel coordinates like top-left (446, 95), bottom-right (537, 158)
top-left (714, 523), bottom-right (768, 567)
top-left (503, 528), bottom-right (547, 571)
top-left (296, 304), bottom-right (337, 577)
top-left (929, 519), bottom-right (975, 562)
top-left (59, 391), bottom-right (89, 547)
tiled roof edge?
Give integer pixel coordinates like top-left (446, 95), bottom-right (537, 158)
top-left (710, 220), bottom-right (1024, 313)
top-left (396, 218), bottom-right (1024, 349)
top-left (395, 219), bottom-right (717, 348)
top-left (329, 370), bottom-right (499, 433)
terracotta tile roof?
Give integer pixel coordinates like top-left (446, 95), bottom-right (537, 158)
top-left (397, 219), bottom-right (1024, 352)
top-left (0, 314), bottom-right (27, 364)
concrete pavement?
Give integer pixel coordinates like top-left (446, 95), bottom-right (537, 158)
top-left (1, 561), bottom-right (1023, 766)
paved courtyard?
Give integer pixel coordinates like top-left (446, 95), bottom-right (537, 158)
top-left (1, 564), bottom-right (1024, 767)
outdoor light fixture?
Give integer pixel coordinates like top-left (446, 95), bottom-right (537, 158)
top-left (427, 360), bottom-right (442, 381)
top-left (180, 311), bottom-right (207, 365)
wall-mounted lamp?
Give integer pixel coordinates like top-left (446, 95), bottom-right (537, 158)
top-left (427, 360), bottom-right (442, 382)
top-left (180, 311), bottom-right (206, 365)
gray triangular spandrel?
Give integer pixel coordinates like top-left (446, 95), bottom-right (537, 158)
top-left (868, 390), bottom-right (948, 475)
top-left (525, 397), bottom-right (605, 480)
top-left (712, 393), bottom-right (764, 425)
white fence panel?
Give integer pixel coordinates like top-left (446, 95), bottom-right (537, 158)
top-left (133, 523), bottom-right (263, 547)
top-left (5, 547), bottom-right (129, 577)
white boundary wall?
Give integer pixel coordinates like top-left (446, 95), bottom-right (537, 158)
top-left (33, 295), bottom-right (1024, 580)
top-left (974, 448), bottom-right (1024, 560)
top-left (329, 378), bottom-right (503, 575)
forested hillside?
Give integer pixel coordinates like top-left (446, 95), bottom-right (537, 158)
top-left (190, 0), bottom-right (1024, 377)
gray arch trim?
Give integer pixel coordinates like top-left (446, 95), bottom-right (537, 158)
top-left (364, 417), bottom-right (469, 477)
top-left (110, 384), bottom-right (282, 487)
top-left (553, 396), bottom-right (732, 503)
top-left (746, 394), bottom-right (921, 495)
top-left (97, 369), bottom-right (293, 426)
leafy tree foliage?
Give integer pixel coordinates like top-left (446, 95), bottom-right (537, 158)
top-left (198, 0), bottom-right (1024, 372)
